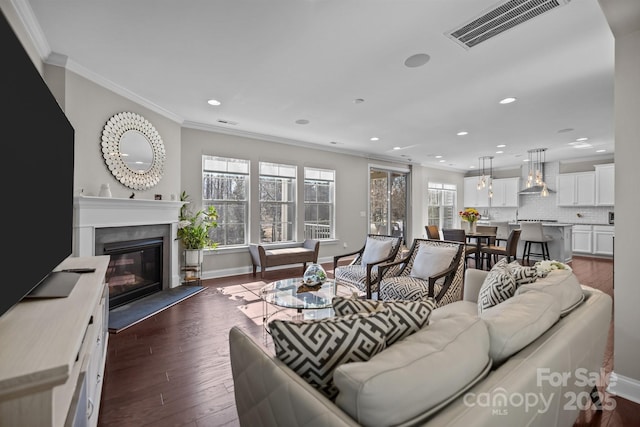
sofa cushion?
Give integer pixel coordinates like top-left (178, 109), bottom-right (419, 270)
top-left (333, 313), bottom-right (490, 427)
top-left (361, 237), bottom-right (393, 267)
top-left (515, 269), bottom-right (584, 316)
top-left (409, 244), bottom-right (458, 280)
top-left (268, 309), bottom-right (389, 400)
top-left (332, 295), bottom-right (436, 345)
top-left (478, 258), bottom-right (516, 313)
top-left (479, 290), bottom-right (560, 365)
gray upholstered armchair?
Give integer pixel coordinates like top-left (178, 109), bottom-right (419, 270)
top-left (377, 239), bottom-right (464, 307)
top-left (333, 234), bottom-right (403, 299)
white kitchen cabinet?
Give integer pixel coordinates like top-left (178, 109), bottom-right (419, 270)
top-left (572, 224), bottom-right (614, 256)
top-left (491, 177), bottom-right (520, 207)
top-left (593, 225), bottom-right (615, 256)
top-left (595, 164), bottom-right (615, 206)
top-left (572, 225), bottom-right (593, 253)
top-left (557, 172), bottom-right (595, 206)
top-left (464, 176), bottom-right (490, 208)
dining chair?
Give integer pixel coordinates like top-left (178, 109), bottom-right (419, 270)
top-left (480, 229), bottom-right (522, 270)
top-left (425, 225), bottom-right (441, 240)
top-left (442, 229), bottom-right (476, 267)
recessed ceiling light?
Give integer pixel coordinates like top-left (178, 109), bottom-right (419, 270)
top-left (497, 144), bottom-right (506, 148)
top-left (370, 137), bottom-right (379, 141)
top-left (439, 159), bottom-right (445, 163)
top-left (207, 99), bottom-right (221, 106)
top-left (499, 97), bottom-right (517, 104)
top-left (596, 149), bottom-right (606, 153)
top-left (404, 53), bottom-right (430, 68)
top-left (457, 131), bottom-right (469, 136)
top-left (393, 146), bottom-right (401, 150)
top-left (295, 119), bottom-right (310, 125)
top-left (470, 165), bottom-right (476, 168)
top-left (435, 155), bottom-right (442, 158)
top-left (496, 151), bottom-right (504, 154)
top-left (523, 159), bottom-right (530, 162)
top-left (576, 137), bottom-right (588, 141)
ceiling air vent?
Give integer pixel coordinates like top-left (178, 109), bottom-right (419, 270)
top-left (445, 0), bottom-right (571, 49)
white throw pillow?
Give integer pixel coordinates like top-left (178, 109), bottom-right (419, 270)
top-left (409, 244), bottom-right (458, 280)
top-left (361, 238), bottom-right (393, 267)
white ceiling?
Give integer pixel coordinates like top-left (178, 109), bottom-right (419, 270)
top-left (20, 0), bottom-right (615, 172)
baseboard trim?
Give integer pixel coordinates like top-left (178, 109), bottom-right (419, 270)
top-left (607, 371), bottom-right (640, 404)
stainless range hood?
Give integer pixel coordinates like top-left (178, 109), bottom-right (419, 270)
top-left (519, 148), bottom-right (554, 195)
top-left (518, 185), bottom-right (555, 195)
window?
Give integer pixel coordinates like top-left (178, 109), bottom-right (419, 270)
top-left (259, 162), bottom-right (296, 243)
top-left (427, 182), bottom-right (457, 230)
top-left (304, 167), bottom-right (335, 240)
top-left (202, 156), bottom-right (250, 247)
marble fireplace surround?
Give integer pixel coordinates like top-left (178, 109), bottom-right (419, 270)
top-left (73, 196), bottom-right (184, 288)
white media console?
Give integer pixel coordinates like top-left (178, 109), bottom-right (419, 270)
top-left (0, 256), bottom-right (110, 427)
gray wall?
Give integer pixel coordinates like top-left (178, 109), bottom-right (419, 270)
top-left (599, 0), bottom-right (640, 403)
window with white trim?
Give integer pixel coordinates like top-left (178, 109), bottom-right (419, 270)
top-left (427, 182), bottom-right (457, 230)
top-left (304, 167), bottom-right (335, 240)
top-left (202, 155), bottom-right (250, 247)
top-left (259, 162), bottom-right (296, 243)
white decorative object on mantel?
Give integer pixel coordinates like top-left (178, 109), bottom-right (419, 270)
top-left (73, 196), bottom-right (184, 287)
top-left (98, 183), bottom-right (112, 197)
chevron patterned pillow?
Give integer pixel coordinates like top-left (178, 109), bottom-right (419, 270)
top-left (269, 309), bottom-right (390, 400)
top-left (478, 258), bottom-right (517, 313)
top-left (332, 295), bottom-right (436, 345)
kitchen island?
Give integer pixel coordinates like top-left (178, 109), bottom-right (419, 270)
top-left (510, 222), bottom-right (573, 263)
top-left (479, 221), bottom-right (573, 263)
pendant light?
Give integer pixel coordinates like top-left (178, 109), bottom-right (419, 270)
top-left (526, 148), bottom-right (549, 197)
top-left (477, 156), bottom-right (493, 195)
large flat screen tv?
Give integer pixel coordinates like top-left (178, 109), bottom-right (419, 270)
top-left (1, 11), bottom-right (76, 317)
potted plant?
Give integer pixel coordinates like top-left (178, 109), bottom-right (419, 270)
top-left (177, 191), bottom-right (219, 266)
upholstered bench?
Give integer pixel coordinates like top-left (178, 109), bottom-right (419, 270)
top-left (249, 239), bottom-right (320, 279)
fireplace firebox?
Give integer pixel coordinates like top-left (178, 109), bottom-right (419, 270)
top-left (103, 238), bottom-right (163, 308)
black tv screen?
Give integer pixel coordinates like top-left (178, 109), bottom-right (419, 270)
top-left (1, 11), bottom-right (75, 317)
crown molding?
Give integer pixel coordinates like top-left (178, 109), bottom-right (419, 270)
top-left (10, 0), bottom-right (50, 59)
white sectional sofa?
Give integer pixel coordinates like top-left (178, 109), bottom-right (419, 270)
top-left (229, 268), bottom-right (612, 426)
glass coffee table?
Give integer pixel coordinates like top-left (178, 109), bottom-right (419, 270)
top-left (261, 278), bottom-right (360, 327)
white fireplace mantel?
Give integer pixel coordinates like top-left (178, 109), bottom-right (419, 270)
top-left (73, 196), bottom-right (185, 287)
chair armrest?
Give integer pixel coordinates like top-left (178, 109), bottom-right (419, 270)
top-left (303, 239), bottom-right (320, 262)
top-left (333, 247), bottom-right (364, 270)
top-left (248, 244), bottom-right (264, 266)
top-left (463, 269), bottom-right (489, 303)
top-left (427, 261), bottom-right (459, 299)
top-left (377, 256), bottom-right (410, 282)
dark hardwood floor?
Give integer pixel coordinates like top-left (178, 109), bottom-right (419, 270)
top-left (98, 256), bottom-right (638, 426)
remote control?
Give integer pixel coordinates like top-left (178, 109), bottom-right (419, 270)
top-left (62, 268), bottom-right (96, 274)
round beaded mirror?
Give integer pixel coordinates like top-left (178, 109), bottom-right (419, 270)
top-left (101, 112), bottom-right (165, 190)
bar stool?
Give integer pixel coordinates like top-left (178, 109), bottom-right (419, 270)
top-left (519, 222), bottom-right (552, 265)
top-left (492, 221), bottom-right (511, 247)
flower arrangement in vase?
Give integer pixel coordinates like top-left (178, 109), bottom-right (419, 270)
top-left (459, 208), bottom-right (481, 233)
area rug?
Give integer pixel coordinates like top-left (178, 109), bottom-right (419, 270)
top-left (108, 286), bottom-right (205, 333)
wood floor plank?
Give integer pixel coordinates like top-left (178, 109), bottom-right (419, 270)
top-left (98, 258), bottom-right (638, 427)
